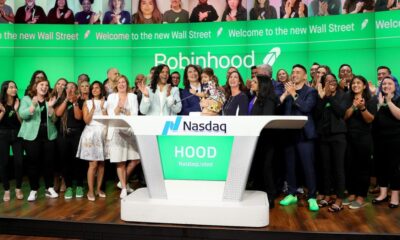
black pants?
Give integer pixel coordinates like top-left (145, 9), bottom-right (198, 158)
top-left (250, 129), bottom-right (276, 200)
top-left (23, 127), bottom-right (55, 190)
top-left (0, 129), bottom-right (24, 190)
top-left (346, 133), bottom-right (372, 197)
top-left (57, 129), bottom-right (85, 188)
top-left (319, 133), bottom-right (347, 199)
top-left (375, 138), bottom-right (400, 190)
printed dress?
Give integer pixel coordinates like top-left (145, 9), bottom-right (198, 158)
top-left (76, 100), bottom-right (109, 161)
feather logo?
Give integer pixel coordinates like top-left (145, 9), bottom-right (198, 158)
top-left (217, 27), bottom-right (223, 37)
top-left (263, 47), bottom-right (281, 66)
top-left (84, 30), bottom-right (91, 39)
top-left (361, 19), bottom-right (369, 30)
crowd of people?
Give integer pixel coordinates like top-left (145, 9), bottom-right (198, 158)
top-left (0, 0), bottom-right (398, 24)
top-left (0, 61), bottom-right (399, 214)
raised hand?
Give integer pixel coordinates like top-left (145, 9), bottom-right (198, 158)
top-left (284, 0), bottom-right (292, 18)
top-left (317, 83), bottom-right (325, 98)
top-left (298, 2), bottom-right (306, 17)
top-left (166, 84), bottom-right (172, 97)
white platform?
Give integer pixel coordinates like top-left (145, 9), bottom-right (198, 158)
top-left (121, 188), bottom-right (269, 227)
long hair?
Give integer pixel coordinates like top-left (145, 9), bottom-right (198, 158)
top-left (134, 0), bottom-right (162, 24)
top-left (183, 64), bottom-right (201, 89)
top-left (253, 0), bottom-right (271, 15)
top-left (256, 74), bottom-right (275, 108)
top-left (276, 68), bottom-right (289, 83)
top-left (61, 82), bottom-right (78, 135)
top-left (224, 71), bottom-right (246, 99)
top-left (150, 64), bottom-right (170, 93)
top-left (50, 78), bottom-right (67, 100)
top-left (349, 75), bottom-right (371, 101)
top-left (225, 0), bottom-right (245, 14)
top-left (24, 70), bottom-right (48, 96)
top-left (108, 0), bottom-right (125, 10)
top-left (54, 0), bottom-right (70, 9)
top-left (89, 81), bottom-right (106, 99)
top-left (27, 78), bottom-right (51, 100)
top-left (114, 75), bottom-right (131, 93)
top-left (0, 81), bottom-right (19, 106)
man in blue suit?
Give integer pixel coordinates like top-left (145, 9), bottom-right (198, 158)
top-left (278, 64), bottom-right (319, 211)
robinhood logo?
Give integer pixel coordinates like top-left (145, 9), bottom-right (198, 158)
top-left (154, 47), bottom-right (281, 70)
top-left (162, 117), bottom-right (227, 135)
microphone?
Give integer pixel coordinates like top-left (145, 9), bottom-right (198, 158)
top-left (174, 90), bottom-right (198, 104)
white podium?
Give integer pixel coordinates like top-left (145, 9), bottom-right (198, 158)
top-left (94, 116), bottom-right (307, 227)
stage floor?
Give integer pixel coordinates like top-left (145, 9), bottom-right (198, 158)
top-left (1, 181), bottom-right (400, 240)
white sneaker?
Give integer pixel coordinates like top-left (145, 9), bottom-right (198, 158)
top-left (120, 188), bottom-right (127, 199)
top-left (27, 190), bottom-right (38, 201)
top-left (45, 187), bottom-right (59, 198)
top-left (117, 182), bottom-right (134, 193)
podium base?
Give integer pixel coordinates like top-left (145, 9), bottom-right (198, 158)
top-left (121, 188), bottom-right (269, 227)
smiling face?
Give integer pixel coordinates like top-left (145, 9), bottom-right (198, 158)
top-left (377, 68), bottom-right (390, 83)
top-left (55, 79), bottom-right (67, 91)
top-left (35, 80), bottom-right (49, 97)
top-left (141, 0), bottom-right (154, 16)
top-left (339, 66), bottom-right (352, 80)
top-left (291, 67), bottom-right (307, 85)
top-left (381, 78), bottom-right (396, 96)
top-left (250, 78), bottom-right (259, 93)
top-left (57, 0), bottom-right (66, 9)
top-left (171, 73), bottom-right (180, 86)
top-left (277, 70), bottom-right (288, 83)
top-left (201, 73), bottom-right (211, 84)
top-left (80, 81), bottom-right (90, 95)
top-left (316, 67), bottom-right (327, 82)
top-left (170, 0), bottom-right (181, 8)
top-left (228, 72), bottom-right (241, 88)
top-left (325, 75), bottom-right (337, 93)
top-left (187, 66), bottom-right (199, 83)
top-left (158, 66), bottom-right (170, 84)
top-left (117, 77), bottom-right (128, 93)
top-left (351, 78), bottom-right (366, 95)
top-left (81, 0), bottom-right (92, 11)
top-left (6, 82), bottom-right (17, 98)
top-left (91, 83), bottom-right (102, 99)
top-left (228, 0), bottom-right (240, 10)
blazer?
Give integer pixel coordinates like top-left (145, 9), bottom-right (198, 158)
top-left (140, 85), bottom-right (181, 116)
top-left (18, 96), bottom-right (57, 141)
top-left (179, 88), bottom-right (201, 115)
top-left (283, 84), bottom-right (317, 140)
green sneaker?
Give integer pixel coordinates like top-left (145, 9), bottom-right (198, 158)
top-left (76, 186), bottom-right (84, 198)
top-left (279, 194), bottom-right (298, 206)
top-left (64, 187), bottom-right (73, 200)
top-left (308, 198), bottom-right (319, 211)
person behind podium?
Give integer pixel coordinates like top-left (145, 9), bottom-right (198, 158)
top-left (103, 0), bottom-right (131, 24)
top-left (278, 64), bottom-right (319, 211)
top-left (189, 0), bottom-right (219, 22)
top-left (221, 0), bottom-right (247, 21)
top-left (248, 74), bottom-right (278, 208)
top-left (179, 65), bottom-right (202, 115)
top-left (132, 0), bottom-right (162, 24)
top-left (47, 0), bottom-right (75, 24)
top-left (15, 0), bottom-right (47, 23)
top-left (138, 64), bottom-right (182, 116)
top-left (222, 71), bottom-right (249, 115)
top-left (76, 81), bottom-right (108, 201)
top-left (107, 75), bottom-right (141, 198)
top-left (0, 0), bottom-right (15, 23)
top-left (249, 0), bottom-right (278, 20)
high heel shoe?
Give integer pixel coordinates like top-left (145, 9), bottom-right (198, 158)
top-left (389, 203), bottom-right (399, 209)
top-left (87, 194), bottom-right (95, 202)
top-left (372, 196), bottom-right (389, 204)
top-left (96, 191), bottom-right (106, 198)
top-left (3, 191), bottom-right (10, 202)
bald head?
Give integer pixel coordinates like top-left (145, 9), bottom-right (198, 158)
top-left (257, 64), bottom-right (272, 78)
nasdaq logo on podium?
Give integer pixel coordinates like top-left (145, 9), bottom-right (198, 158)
top-left (162, 116), bottom-right (227, 136)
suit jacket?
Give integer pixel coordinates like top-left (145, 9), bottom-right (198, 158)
top-left (283, 84), bottom-right (317, 140)
top-left (18, 96), bottom-right (57, 141)
top-left (140, 85), bottom-right (181, 116)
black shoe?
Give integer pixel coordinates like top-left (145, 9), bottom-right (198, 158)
top-left (389, 203), bottom-right (399, 209)
top-left (372, 196), bottom-right (388, 204)
top-left (269, 198), bottom-right (275, 209)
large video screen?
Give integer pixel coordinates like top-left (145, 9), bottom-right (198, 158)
top-left (1, 0), bottom-right (400, 95)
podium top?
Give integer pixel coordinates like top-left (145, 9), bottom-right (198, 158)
top-left (93, 115), bottom-right (307, 136)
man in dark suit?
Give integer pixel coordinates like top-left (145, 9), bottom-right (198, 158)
top-left (278, 64), bottom-right (319, 211)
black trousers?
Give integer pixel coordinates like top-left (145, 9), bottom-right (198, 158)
top-left (346, 133), bottom-right (372, 197)
top-left (57, 129), bottom-right (86, 188)
top-left (375, 137), bottom-right (400, 190)
top-left (0, 129), bottom-right (24, 190)
top-left (250, 129), bottom-right (276, 200)
top-left (319, 133), bottom-right (347, 199)
top-left (23, 127), bottom-right (55, 190)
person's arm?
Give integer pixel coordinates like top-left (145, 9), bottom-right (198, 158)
top-left (293, 88), bottom-right (317, 114)
top-left (82, 101), bottom-right (93, 124)
top-left (208, 6), bottom-right (219, 21)
top-left (357, 98), bottom-right (376, 123)
top-left (36, 7), bottom-right (47, 23)
top-left (238, 94), bottom-right (249, 115)
top-left (73, 101), bottom-right (83, 120)
top-left (18, 96), bottom-right (35, 120)
top-left (328, 93), bottom-right (347, 118)
top-left (168, 87), bottom-right (182, 114)
top-left (181, 89), bottom-right (200, 115)
top-left (1, 7), bottom-right (15, 22)
top-left (189, 7), bottom-right (199, 22)
top-left (139, 87), bottom-right (152, 115)
top-left (386, 95), bottom-right (400, 120)
top-left (55, 98), bottom-right (68, 117)
top-left (0, 103), bottom-right (5, 121)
